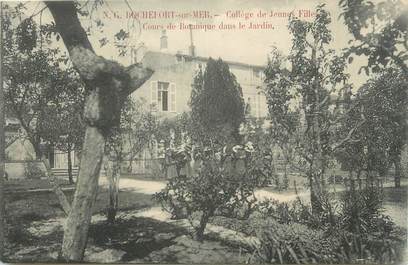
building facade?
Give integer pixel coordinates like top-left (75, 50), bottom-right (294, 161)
top-left (131, 31), bottom-right (268, 119)
top-left (127, 31), bottom-right (268, 175)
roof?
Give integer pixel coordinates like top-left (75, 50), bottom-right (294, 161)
top-left (141, 51), bottom-right (265, 71)
top-left (176, 53), bottom-right (265, 70)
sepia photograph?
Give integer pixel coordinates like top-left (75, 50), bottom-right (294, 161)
top-left (0, 0), bottom-right (407, 263)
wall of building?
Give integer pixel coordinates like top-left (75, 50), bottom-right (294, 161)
top-left (133, 52), bottom-right (268, 119)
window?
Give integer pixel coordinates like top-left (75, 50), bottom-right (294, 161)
top-left (158, 81), bottom-right (169, 111)
top-left (151, 81), bottom-right (176, 112)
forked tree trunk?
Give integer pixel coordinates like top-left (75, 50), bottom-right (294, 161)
top-left (45, 2), bottom-right (153, 261)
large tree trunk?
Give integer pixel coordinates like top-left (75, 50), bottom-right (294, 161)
top-left (61, 127), bottom-right (105, 261)
top-left (67, 144), bottom-right (73, 184)
top-left (45, 2), bottom-right (153, 261)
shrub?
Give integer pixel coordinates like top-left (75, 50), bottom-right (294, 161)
top-left (253, 217), bottom-right (341, 264)
top-left (340, 185), bottom-right (385, 234)
top-left (256, 199), bottom-right (317, 226)
top-left (154, 142), bottom-right (267, 241)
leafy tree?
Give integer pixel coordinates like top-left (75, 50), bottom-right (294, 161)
top-left (361, 69), bottom-right (406, 186)
top-left (3, 9), bottom-right (74, 159)
top-left (3, 4), bottom-right (79, 213)
top-left (190, 58), bottom-right (245, 144)
top-left (155, 59), bottom-right (264, 241)
top-left (104, 97), bottom-right (158, 224)
top-left (30, 1), bottom-right (153, 260)
top-left (336, 68), bottom-right (407, 188)
top-left (339, 0), bottom-right (408, 75)
top-left (264, 5), bottom-right (360, 216)
top-left (37, 69), bottom-right (86, 184)
top-left (124, 98), bottom-right (158, 173)
top-left (264, 47), bottom-right (301, 189)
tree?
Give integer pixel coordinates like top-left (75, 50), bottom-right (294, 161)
top-left (104, 98), bottom-right (158, 224)
top-left (123, 98), bottom-right (158, 173)
top-left (3, 3), bottom-right (76, 215)
top-left (37, 69), bottom-right (86, 184)
top-left (339, 0), bottom-right (408, 75)
top-left (264, 47), bottom-right (300, 189)
top-left (42, 2), bottom-right (153, 261)
top-left (155, 58), bottom-right (265, 241)
top-left (263, 5), bottom-right (359, 216)
top-left (0, 2), bottom-right (5, 259)
top-left (359, 69), bottom-right (407, 187)
top-left (190, 58), bottom-right (245, 144)
top-left (3, 11), bottom-right (72, 159)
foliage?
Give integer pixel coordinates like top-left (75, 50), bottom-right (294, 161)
top-left (105, 98), bottom-right (158, 168)
top-left (256, 199), bottom-right (316, 226)
top-left (104, 97), bottom-right (159, 223)
top-left (340, 185), bottom-right (387, 233)
top-left (254, 217), bottom-right (341, 264)
top-left (264, 5), bottom-right (352, 214)
top-left (37, 68), bottom-right (86, 154)
top-left (335, 68), bottom-right (408, 185)
top-left (339, 0), bottom-right (408, 75)
top-left (155, 139), bottom-right (267, 240)
top-left (3, 4), bottom-right (84, 159)
top-left (190, 58), bottom-right (245, 143)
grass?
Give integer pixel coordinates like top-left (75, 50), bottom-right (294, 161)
top-left (89, 217), bottom-right (187, 261)
top-left (5, 178), bottom-right (74, 193)
top-left (4, 185), bottom-right (163, 262)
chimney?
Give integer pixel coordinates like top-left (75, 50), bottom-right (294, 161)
top-left (189, 25), bottom-right (196, 57)
top-left (160, 30), bottom-right (168, 51)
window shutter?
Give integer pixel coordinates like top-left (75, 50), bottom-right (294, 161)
top-left (151, 81), bottom-right (158, 111)
top-left (170, 82), bottom-right (176, 112)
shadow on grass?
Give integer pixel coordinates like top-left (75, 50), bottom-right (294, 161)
top-left (5, 186), bottom-right (186, 263)
top-left (89, 216), bottom-right (188, 261)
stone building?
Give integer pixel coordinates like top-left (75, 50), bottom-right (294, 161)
top-left (127, 30), bottom-right (268, 175)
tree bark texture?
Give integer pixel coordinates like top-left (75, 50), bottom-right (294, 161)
top-left (45, 1), bottom-right (153, 261)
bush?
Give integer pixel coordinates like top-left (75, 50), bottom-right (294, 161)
top-left (251, 184), bottom-right (406, 264)
top-left (256, 199), bottom-right (317, 226)
top-left (335, 185), bottom-right (406, 264)
top-left (340, 185), bottom-right (385, 234)
top-left (154, 142), bottom-right (267, 241)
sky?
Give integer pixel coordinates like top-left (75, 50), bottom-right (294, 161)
top-left (17, 0), bottom-right (400, 89)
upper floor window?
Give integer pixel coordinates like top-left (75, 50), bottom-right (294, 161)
top-left (151, 81), bottom-right (176, 112)
top-left (158, 81), bottom-right (169, 111)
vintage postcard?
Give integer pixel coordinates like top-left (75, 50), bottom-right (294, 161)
top-left (1, 0), bottom-right (407, 263)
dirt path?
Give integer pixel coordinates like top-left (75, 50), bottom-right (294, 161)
top-left (100, 176), bottom-right (407, 227)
